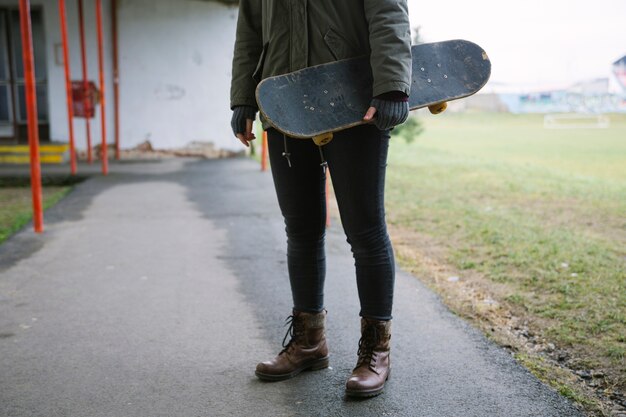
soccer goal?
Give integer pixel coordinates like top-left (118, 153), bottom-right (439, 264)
top-left (543, 114), bottom-right (610, 129)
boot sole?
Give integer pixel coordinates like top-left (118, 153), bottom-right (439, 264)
top-left (345, 369), bottom-right (390, 398)
top-left (255, 356), bottom-right (330, 382)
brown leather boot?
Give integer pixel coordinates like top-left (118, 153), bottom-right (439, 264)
top-left (255, 310), bottom-right (329, 381)
top-left (345, 318), bottom-right (391, 397)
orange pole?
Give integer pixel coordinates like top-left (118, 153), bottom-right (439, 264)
top-left (59, 0), bottom-right (77, 174)
top-left (111, 0), bottom-right (120, 160)
top-left (18, 0), bottom-right (43, 233)
top-left (95, 0), bottom-right (108, 175)
top-left (261, 130), bottom-right (268, 171)
top-left (77, 0), bottom-right (93, 163)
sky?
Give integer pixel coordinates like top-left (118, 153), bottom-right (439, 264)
top-left (407, 0), bottom-right (626, 91)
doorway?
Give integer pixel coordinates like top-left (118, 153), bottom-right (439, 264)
top-left (0, 7), bottom-right (49, 144)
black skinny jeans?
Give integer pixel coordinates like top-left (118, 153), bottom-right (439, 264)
top-left (267, 124), bottom-right (395, 320)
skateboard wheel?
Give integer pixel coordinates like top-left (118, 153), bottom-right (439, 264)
top-left (428, 102), bottom-right (448, 115)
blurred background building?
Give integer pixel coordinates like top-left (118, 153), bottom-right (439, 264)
top-left (0, 0), bottom-right (240, 151)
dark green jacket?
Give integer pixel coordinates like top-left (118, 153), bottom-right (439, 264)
top-left (230, 0), bottom-right (412, 110)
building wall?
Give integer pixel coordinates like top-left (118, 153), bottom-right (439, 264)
top-left (2, 0), bottom-right (240, 151)
top-left (118, 0), bottom-right (239, 150)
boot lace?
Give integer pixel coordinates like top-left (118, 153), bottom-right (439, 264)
top-left (280, 315), bottom-right (304, 355)
top-left (356, 323), bottom-right (380, 374)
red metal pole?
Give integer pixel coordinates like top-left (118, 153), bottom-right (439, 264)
top-left (96, 0), bottom-right (108, 175)
top-left (18, 0), bottom-right (43, 233)
top-left (77, 0), bottom-right (93, 163)
top-left (111, 0), bottom-right (120, 160)
top-left (59, 0), bottom-right (77, 175)
top-left (261, 130), bottom-right (268, 171)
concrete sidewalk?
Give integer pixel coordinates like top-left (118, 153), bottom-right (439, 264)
top-left (0, 158), bottom-right (583, 417)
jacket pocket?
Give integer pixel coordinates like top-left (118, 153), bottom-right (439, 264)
top-left (323, 28), bottom-right (350, 61)
top-left (252, 43), bottom-right (268, 84)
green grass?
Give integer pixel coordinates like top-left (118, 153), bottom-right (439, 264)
top-left (403, 112), bottom-right (626, 180)
top-left (0, 177), bottom-right (77, 244)
top-left (387, 112), bottom-right (626, 390)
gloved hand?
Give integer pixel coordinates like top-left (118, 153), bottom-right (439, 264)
top-left (231, 105), bottom-right (257, 147)
top-left (362, 92), bottom-right (409, 131)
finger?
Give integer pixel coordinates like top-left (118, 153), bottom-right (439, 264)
top-left (236, 133), bottom-right (250, 147)
top-left (245, 119), bottom-right (254, 138)
top-left (363, 106), bottom-right (377, 121)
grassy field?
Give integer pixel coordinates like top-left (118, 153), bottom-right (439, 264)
top-left (387, 112), bottom-right (626, 412)
top-left (0, 177), bottom-right (76, 244)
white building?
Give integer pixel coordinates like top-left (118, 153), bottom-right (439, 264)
top-left (0, 0), bottom-right (242, 151)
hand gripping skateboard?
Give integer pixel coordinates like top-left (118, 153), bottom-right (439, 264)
top-left (256, 40), bottom-right (491, 145)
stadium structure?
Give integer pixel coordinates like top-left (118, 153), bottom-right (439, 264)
top-left (612, 55), bottom-right (626, 96)
top-left (452, 55), bottom-right (626, 114)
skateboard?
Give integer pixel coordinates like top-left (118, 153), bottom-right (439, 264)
top-left (256, 39), bottom-right (491, 145)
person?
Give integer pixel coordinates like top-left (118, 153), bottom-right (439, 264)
top-left (230, 0), bottom-right (411, 398)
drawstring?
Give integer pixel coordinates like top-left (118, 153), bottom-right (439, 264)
top-left (281, 134), bottom-right (328, 175)
top-left (282, 134), bottom-right (292, 168)
top-left (318, 145), bottom-right (328, 175)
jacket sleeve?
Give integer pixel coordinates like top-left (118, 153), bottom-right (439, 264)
top-left (230, 0), bottom-right (263, 109)
top-left (363, 0), bottom-right (412, 97)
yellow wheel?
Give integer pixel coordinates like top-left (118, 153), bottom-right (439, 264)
top-left (313, 132), bottom-right (334, 146)
top-left (428, 102), bottom-right (448, 115)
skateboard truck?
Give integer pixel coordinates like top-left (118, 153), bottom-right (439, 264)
top-left (312, 132), bottom-right (334, 146)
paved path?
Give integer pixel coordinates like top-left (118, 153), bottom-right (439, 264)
top-left (0, 158), bottom-right (583, 417)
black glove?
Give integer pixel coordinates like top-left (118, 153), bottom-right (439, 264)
top-left (369, 98), bottom-right (409, 131)
top-left (230, 106), bottom-right (257, 137)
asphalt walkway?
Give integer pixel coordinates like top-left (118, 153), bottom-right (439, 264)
top-left (0, 158), bottom-right (583, 417)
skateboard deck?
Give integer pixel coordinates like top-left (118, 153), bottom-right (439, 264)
top-left (256, 40), bottom-right (491, 141)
